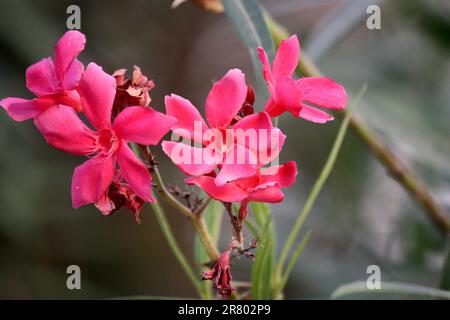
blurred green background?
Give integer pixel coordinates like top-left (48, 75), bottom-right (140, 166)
top-left (0, 0), bottom-right (449, 299)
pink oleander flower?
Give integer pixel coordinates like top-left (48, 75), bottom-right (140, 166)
top-left (0, 30), bottom-right (85, 121)
top-left (258, 35), bottom-right (348, 123)
top-left (162, 69), bottom-right (285, 186)
top-left (34, 62), bottom-right (176, 209)
top-left (186, 161), bottom-right (297, 221)
top-left (201, 243), bottom-right (235, 297)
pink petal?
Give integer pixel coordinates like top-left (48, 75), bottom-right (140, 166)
top-left (113, 106), bottom-right (176, 145)
top-left (257, 47), bottom-right (274, 92)
top-left (162, 141), bottom-right (218, 176)
top-left (232, 112), bottom-right (285, 166)
top-left (54, 30), bottom-right (86, 84)
top-left (95, 192), bottom-right (116, 216)
top-left (165, 94), bottom-right (207, 144)
top-left (232, 111), bottom-right (272, 132)
top-left (263, 98), bottom-right (287, 118)
top-left (259, 128), bottom-right (286, 166)
top-left (261, 161), bottom-right (298, 188)
top-left (71, 155), bottom-right (115, 208)
top-left (296, 77), bottom-right (348, 110)
top-left (62, 58), bottom-right (84, 91)
top-left (272, 35), bottom-right (300, 79)
top-left (78, 63), bottom-right (116, 129)
top-left (186, 176), bottom-right (248, 202)
top-left (299, 104), bottom-right (334, 123)
top-left (117, 142), bottom-right (155, 202)
top-left (0, 97), bottom-right (43, 121)
top-left (25, 57), bottom-right (58, 97)
top-left (215, 144), bottom-right (258, 186)
top-left (57, 89), bottom-right (82, 112)
top-left (205, 69), bottom-right (247, 129)
top-left (273, 77), bottom-right (302, 116)
top-left (248, 186), bottom-right (284, 203)
top-left (34, 105), bottom-right (96, 155)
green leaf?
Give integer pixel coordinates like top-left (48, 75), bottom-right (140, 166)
top-left (223, 0), bottom-right (275, 101)
top-left (439, 237), bottom-right (450, 290)
top-left (250, 202), bottom-right (275, 299)
top-left (276, 230), bottom-right (311, 294)
top-left (193, 199), bottom-right (223, 299)
top-left (331, 281), bottom-right (450, 300)
top-left (245, 218), bottom-right (260, 239)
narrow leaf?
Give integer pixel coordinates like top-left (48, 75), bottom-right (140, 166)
top-left (332, 281), bottom-right (450, 300)
top-left (439, 237), bottom-right (450, 290)
top-left (277, 230), bottom-right (311, 294)
top-left (250, 202), bottom-right (275, 299)
top-left (223, 0), bottom-right (275, 101)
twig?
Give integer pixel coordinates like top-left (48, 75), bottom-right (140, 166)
top-left (223, 202), bottom-right (244, 249)
top-left (138, 145), bottom-right (220, 260)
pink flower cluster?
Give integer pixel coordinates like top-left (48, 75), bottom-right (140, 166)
top-left (1, 31), bottom-right (347, 296)
top-left (0, 31), bottom-right (176, 222)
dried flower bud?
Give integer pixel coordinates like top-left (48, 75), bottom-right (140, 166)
top-left (95, 177), bottom-right (145, 224)
top-left (201, 244), bottom-right (235, 297)
top-left (112, 66), bottom-right (155, 117)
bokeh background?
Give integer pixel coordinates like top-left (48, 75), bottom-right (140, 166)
top-left (0, 0), bottom-right (449, 299)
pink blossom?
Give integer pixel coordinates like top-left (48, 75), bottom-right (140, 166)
top-left (258, 35), bottom-right (348, 123)
top-left (186, 161), bottom-right (297, 220)
top-left (0, 31), bottom-right (86, 121)
top-left (162, 69), bottom-right (286, 186)
top-left (34, 62), bottom-right (176, 209)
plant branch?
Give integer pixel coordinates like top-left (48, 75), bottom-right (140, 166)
top-left (264, 14), bottom-right (450, 235)
top-left (223, 202), bottom-right (244, 249)
top-left (138, 145), bottom-right (220, 261)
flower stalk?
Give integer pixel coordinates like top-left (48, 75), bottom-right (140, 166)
top-left (138, 145), bottom-right (220, 260)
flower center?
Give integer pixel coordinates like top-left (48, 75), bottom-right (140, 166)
top-left (235, 174), bottom-right (261, 191)
top-left (204, 128), bottom-right (235, 154)
top-left (96, 128), bottom-right (119, 155)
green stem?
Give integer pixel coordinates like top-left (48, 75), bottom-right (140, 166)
top-left (276, 85), bottom-right (367, 281)
top-left (152, 166), bottom-right (220, 260)
top-left (264, 14), bottom-right (450, 235)
top-left (191, 215), bottom-right (221, 260)
top-left (152, 166), bottom-right (194, 219)
top-left (138, 145), bottom-right (220, 261)
top-left (150, 202), bottom-right (206, 298)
